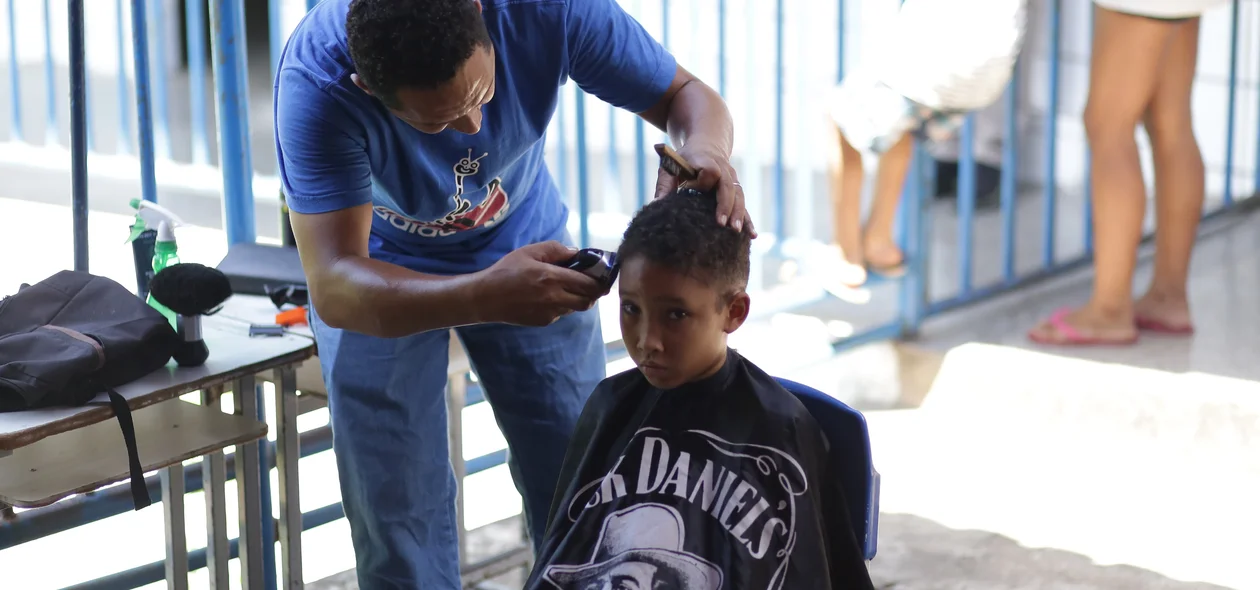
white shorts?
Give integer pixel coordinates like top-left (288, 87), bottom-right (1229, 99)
top-left (828, 74), bottom-right (966, 156)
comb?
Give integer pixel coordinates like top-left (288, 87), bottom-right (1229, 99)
top-left (654, 143), bottom-right (701, 181)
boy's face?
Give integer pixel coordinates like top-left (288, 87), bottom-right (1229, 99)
top-left (617, 256), bottom-right (750, 389)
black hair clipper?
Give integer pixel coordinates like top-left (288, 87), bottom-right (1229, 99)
top-left (557, 248), bottom-right (620, 291)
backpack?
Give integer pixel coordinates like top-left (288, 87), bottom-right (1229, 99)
top-left (0, 270), bottom-right (181, 510)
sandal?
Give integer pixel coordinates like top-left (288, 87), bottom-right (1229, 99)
top-left (1028, 308), bottom-right (1139, 346)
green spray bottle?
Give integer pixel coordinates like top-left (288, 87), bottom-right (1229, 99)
top-left (126, 198), bottom-right (182, 329)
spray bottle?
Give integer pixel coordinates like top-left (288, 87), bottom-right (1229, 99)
top-left (126, 198), bottom-right (182, 329)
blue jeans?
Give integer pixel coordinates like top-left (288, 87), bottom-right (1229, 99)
top-left (310, 305), bottom-right (606, 589)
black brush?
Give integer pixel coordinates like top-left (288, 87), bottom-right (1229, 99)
top-left (149, 263), bottom-right (234, 367)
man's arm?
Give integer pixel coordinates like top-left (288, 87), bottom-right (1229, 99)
top-left (563, 0), bottom-right (751, 234)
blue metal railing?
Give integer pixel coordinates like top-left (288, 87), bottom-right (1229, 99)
top-left (3, 1), bottom-right (1260, 588)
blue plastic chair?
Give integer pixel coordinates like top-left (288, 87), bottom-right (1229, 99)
top-left (775, 377), bottom-right (880, 561)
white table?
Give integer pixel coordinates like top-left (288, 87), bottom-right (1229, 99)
top-left (0, 317), bottom-right (315, 590)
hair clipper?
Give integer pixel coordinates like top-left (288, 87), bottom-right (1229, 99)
top-left (557, 248), bottom-right (620, 291)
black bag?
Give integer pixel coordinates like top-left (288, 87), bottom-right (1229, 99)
top-left (0, 271), bottom-right (180, 509)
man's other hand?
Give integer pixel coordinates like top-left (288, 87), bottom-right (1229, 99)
top-left (653, 144), bottom-right (756, 238)
top-left (475, 241), bottom-right (608, 327)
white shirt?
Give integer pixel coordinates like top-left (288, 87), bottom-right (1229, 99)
top-left (1093, 0), bottom-right (1229, 18)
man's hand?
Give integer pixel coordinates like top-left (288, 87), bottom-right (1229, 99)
top-left (474, 241), bottom-right (608, 327)
top-left (653, 144), bottom-right (756, 237)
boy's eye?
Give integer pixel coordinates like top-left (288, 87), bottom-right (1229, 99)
top-left (620, 303), bottom-right (640, 316)
top-left (667, 309), bottom-right (689, 321)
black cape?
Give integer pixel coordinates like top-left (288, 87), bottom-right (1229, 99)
top-left (526, 349), bottom-right (875, 590)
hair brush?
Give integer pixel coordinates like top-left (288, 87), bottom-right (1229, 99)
top-left (149, 263), bottom-right (234, 367)
top-left (654, 143), bottom-right (714, 199)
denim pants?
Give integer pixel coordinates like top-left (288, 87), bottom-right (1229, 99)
top-left (310, 305), bottom-right (606, 589)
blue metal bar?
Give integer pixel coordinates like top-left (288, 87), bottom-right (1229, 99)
top-left (958, 114), bottom-right (976, 295)
top-left (773, 0), bottom-right (785, 244)
top-left (831, 321), bottom-right (904, 355)
top-left (634, 117), bottom-right (646, 209)
top-left (1000, 65), bottom-right (1018, 283)
top-left (210, 0), bottom-right (257, 245)
top-left (1082, 7), bottom-right (1094, 255)
top-left (1041, 0), bottom-right (1060, 268)
top-left (43, 0), bottom-right (57, 144)
top-left (115, 0), bottom-right (132, 154)
top-left (269, 0), bottom-right (284, 77)
top-left (898, 145), bottom-right (927, 336)
top-left (185, 0), bottom-right (209, 165)
top-left (130, 0), bottom-right (158, 204)
top-left (607, 104), bottom-right (620, 211)
top-left (836, 0), bottom-right (845, 82)
top-left (575, 86), bottom-right (590, 248)
top-left (7, 0), bottom-right (22, 142)
top-left (1222, 0), bottom-right (1239, 208)
top-left (149, 0), bottom-right (170, 159)
top-left (717, 0), bottom-right (726, 97)
top-left (70, 0), bottom-right (89, 272)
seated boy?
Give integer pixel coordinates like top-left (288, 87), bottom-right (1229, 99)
top-left (525, 192), bottom-right (875, 590)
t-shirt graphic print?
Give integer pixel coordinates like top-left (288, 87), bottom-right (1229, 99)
top-left (527, 350), bottom-right (875, 590)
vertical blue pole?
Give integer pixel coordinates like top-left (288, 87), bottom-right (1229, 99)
top-left (131, 0), bottom-right (158, 204)
top-left (773, 0), bottom-right (785, 245)
top-left (1222, 0), bottom-right (1239, 208)
top-left (836, 0), bottom-right (845, 82)
top-left (115, 0), bottom-right (132, 154)
top-left (717, 0), bottom-right (726, 97)
top-left (1082, 7), bottom-right (1094, 255)
top-left (269, 0), bottom-right (284, 77)
top-left (607, 106), bottom-right (619, 211)
top-left (185, 0), bottom-right (209, 165)
top-left (1000, 64), bottom-right (1019, 283)
top-left (660, 0), bottom-right (671, 145)
top-left (150, 0), bottom-right (170, 159)
top-left (575, 87), bottom-right (590, 248)
top-left (7, 0), bottom-right (22, 142)
top-left (898, 147), bottom-right (926, 335)
top-left (70, 0), bottom-right (89, 272)
top-left (210, 0), bottom-right (257, 245)
top-left (632, 0), bottom-right (646, 210)
top-left (957, 115), bottom-right (976, 295)
top-left (43, 0), bottom-right (57, 144)
top-left (1042, 0), bottom-right (1060, 269)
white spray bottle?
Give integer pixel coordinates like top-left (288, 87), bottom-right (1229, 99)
top-left (126, 199), bottom-right (183, 328)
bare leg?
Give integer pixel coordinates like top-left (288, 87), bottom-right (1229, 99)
top-left (1135, 17), bottom-right (1203, 332)
top-left (864, 132), bottom-right (912, 271)
top-left (828, 120), bottom-right (868, 286)
top-left (1030, 7), bottom-right (1176, 344)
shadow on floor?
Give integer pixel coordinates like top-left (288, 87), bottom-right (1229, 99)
top-left (869, 513), bottom-right (1236, 590)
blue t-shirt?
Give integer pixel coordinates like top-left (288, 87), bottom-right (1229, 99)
top-left (274, 0), bottom-right (676, 275)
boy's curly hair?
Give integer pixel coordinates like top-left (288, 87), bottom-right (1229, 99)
top-left (618, 190), bottom-right (752, 298)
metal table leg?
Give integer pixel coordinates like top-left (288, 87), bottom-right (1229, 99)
top-left (234, 375), bottom-right (265, 589)
top-left (447, 370), bottom-right (467, 570)
top-left (162, 463), bottom-right (189, 590)
top-left (202, 386), bottom-right (230, 589)
top-left (273, 366), bottom-right (303, 589)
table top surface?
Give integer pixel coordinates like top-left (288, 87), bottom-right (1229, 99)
top-left (0, 316), bottom-right (314, 451)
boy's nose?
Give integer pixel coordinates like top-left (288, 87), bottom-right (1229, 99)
top-left (637, 323), bottom-right (664, 354)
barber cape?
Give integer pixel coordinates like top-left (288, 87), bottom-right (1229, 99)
top-left (874, 0), bottom-right (1027, 111)
top-left (525, 350), bottom-right (874, 590)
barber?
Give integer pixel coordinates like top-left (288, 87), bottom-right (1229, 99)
top-left (274, 0), bottom-right (750, 587)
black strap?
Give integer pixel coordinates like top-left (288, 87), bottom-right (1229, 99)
top-left (106, 389), bottom-right (152, 510)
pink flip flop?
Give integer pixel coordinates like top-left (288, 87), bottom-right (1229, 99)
top-left (1028, 308), bottom-right (1139, 346)
top-left (1135, 315), bottom-right (1195, 335)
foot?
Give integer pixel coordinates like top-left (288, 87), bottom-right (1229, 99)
top-left (825, 245), bottom-right (868, 288)
top-left (1028, 306), bottom-right (1139, 346)
top-left (863, 240), bottom-right (905, 274)
top-left (1133, 290), bottom-right (1193, 333)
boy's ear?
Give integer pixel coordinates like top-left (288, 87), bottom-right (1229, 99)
top-left (723, 291), bottom-right (751, 334)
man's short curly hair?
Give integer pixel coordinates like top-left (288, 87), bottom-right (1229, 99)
top-left (618, 191), bottom-right (752, 299)
top-left (345, 0), bottom-right (492, 101)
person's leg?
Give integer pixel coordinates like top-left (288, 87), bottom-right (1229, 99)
top-left (454, 304), bottom-right (606, 547)
top-left (310, 308), bottom-right (461, 589)
top-left (1030, 6), bottom-right (1177, 344)
top-left (1135, 17), bottom-right (1204, 332)
top-left (828, 119), bottom-right (870, 286)
top-left (863, 131), bottom-right (913, 272)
